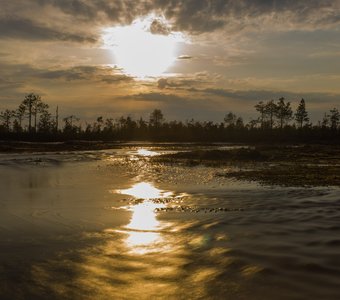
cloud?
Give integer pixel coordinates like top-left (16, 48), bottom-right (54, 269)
top-left (155, 0), bottom-right (340, 34)
top-left (199, 88), bottom-right (340, 105)
top-left (28, 0), bottom-right (339, 35)
top-left (130, 92), bottom-right (187, 103)
top-left (177, 55), bottom-right (193, 60)
top-left (0, 0), bottom-right (336, 53)
top-left (0, 17), bottom-right (97, 43)
top-left (157, 72), bottom-right (221, 90)
top-left (39, 66), bottom-right (133, 84)
top-left (0, 63), bottom-right (133, 86)
top-left (149, 19), bottom-right (171, 35)
top-left (157, 77), bottom-right (198, 89)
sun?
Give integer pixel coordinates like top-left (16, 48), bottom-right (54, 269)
top-left (103, 15), bottom-right (183, 78)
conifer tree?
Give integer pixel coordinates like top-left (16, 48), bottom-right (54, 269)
top-left (295, 98), bottom-right (309, 128)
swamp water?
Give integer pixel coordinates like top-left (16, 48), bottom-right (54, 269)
top-left (0, 146), bottom-right (340, 299)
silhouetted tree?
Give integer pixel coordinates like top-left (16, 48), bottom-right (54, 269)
top-left (93, 116), bottom-right (104, 133)
top-left (55, 106), bottom-right (59, 132)
top-left (235, 117), bottom-right (244, 129)
top-left (32, 96), bottom-right (48, 132)
top-left (329, 108), bottom-right (340, 130)
top-left (149, 109), bottom-right (164, 128)
top-left (0, 109), bottom-right (13, 132)
top-left (14, 103), bottom-right (26, 131)
top-left (276, 97), bottom-right (293, 129)
top-left (247, 119), bottom-right (259, 129)
top-left (295, 98), bottom-right (309, 129)
top-left (321, 113), bottom-right (330, 128)
top-left (264, 100), bottom-right (277, 129)
top-left (22, 93), bottom-right (39, 132)
top-left (38, 110), bottom-right (54, 133)
top-left (104, 118), bottom-right (114, 133)
top-left (63, 115), bottom-right (79, 134)
top-left (224, 112), bottom-right (237, 128)
top-left (255, 101), bottom-right (266, 129)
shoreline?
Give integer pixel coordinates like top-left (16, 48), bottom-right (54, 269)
top-left (0, 140), bottom-right (247, 153)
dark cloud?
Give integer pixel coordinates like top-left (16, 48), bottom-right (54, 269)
top-left (34, 0), bottom-right (153, 24)
top-left (154, 0), bottom-right (340, 33)
top-left (0, 63), bottom-right (133, 85)
top-left (39, 66), bottom-right (133, 84)
top-left (0, 18), bottom-right (96, 43)
top-left (157, 77), bottom-right (204, 89)
top-left (27, 0), bottom-right (340, 34)
top-left (35, 0), bottom-right (98, 20)
top-left (150, 19), bottom-right (171, 35)
top-left (157, 78), bottom-right (168, 89)
top-left (0, 0), bottom-right (336, 47)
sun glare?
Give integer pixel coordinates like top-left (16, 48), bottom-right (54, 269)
top-left (103, 15), bottom-right (184, 78)
top-left (115, 182), bottom-right (173, 254)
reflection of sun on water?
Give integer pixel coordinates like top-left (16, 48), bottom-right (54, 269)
top-left (137, 148), bottom-right (159, 157)
top-left (118, 182), bottom-right (172, 199)
top-left (116, 182), bottom-right (172, 254)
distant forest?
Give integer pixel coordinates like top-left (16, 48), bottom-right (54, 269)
top-left (1, 93), bottom-right (339, 143)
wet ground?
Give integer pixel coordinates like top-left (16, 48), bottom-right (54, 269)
top-left (1, 146), bottom-right (340, 299)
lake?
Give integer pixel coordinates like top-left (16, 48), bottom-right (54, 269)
top-left (1, 145), bottom-right (340, 299)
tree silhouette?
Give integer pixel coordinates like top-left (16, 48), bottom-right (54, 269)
top-left (38, 110), bottom-right (54, 133)
top-left (255, 101), bottom-right (266, 129)
top-left (224, 112), bottom-right (237, 128)
top-left (14, 104), bottom-right (26, 131)
top-left (329, 108), bottom-right (340, 130)
top-left (295, 98), bottom-right (309, 129)
top-left (276, 97), bottom-right (293, 129)
top-left (22, 93), bottom-right (39, 132)
top-left (149, 109), bottom-right (164, 128)
top-left (63, 115), bottom-right (80, 135)
top-left (1, 94), bottom-right (340, 143)
top-left (33, 99), bottom-right (49, 132)
top-left (264, 100), bottom-right (277, 130)
top-left (0, 109), bottom-right (13, 132)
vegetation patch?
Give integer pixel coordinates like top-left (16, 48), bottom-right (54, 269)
top-left (154, 145), bottom-right (340, 187)
top-left (219, 164), bottom-right (340, 187)
top-left (153, 148), bottom-right (267, 165)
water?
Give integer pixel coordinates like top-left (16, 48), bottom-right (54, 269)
top-left (0, 146), bottom-right (340, 299)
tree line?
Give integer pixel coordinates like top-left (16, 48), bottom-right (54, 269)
top-left (0, 93), bottom-right (339, 143)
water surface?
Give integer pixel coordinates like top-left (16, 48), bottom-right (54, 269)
top-left (1, 146), bottom-right (340, 299)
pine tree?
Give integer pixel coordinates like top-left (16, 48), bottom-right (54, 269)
top-left (329, 108), bottom-right (340, 130)
top-left (276, 97), bottom-right (293, 129)
top-left (255, 101), bottom-right (266, 129)
top-left (295, 98), bottom-right (309, 128)
top-left (264, 100), bottom-right (278, 129)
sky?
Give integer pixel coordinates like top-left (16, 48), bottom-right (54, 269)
top-left (0, 0), bottom-right (340, 123)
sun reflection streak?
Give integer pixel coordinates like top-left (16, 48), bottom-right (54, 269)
top-left (118, 182), bottom-right (172, 199)
top-left (137, 148), bottom-right (159, 157)
top-left (115, 182), bottom-right (173, 254)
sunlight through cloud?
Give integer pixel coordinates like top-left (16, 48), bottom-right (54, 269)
top-left (102, 14), bottom-right (185, 78)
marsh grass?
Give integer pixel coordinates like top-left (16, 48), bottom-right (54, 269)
top-left (219, 164), bottom-right (340, 187)
top-left (154, 145), bottom-right (340, 187)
